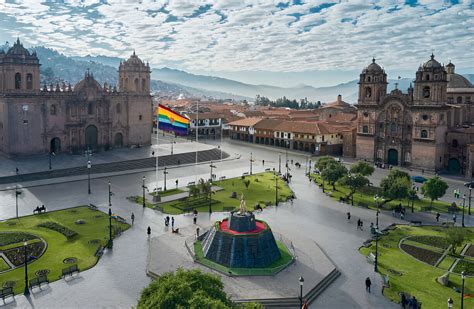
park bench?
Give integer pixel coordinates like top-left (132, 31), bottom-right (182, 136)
top-left (187, 181), bottom-right (195, 186)
top-left (242, 172), bottom-right (249, 176)
top-left (95, 245), bottom-right (104, 258)
top-left (410, 220), bottom-right (422, 226)
top-left (0, 287), bottom-right (14, 305)
top-left (62, 264), bottom-right (80, 279)
top-left (29, 275), bottom-right (49, 291)
top-left (264, 168), bottom-right (271, 172)
top-left (116, 216), bottom-right (126, 224)
top-left (367, 252), bottom-right (376, 264)
top-left (89, 203), bottom-right (98, 210)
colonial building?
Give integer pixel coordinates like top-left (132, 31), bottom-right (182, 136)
top-left (0, 39), bottom-right (152, 156)
top-left (356, 55), bottom-right (474, 176)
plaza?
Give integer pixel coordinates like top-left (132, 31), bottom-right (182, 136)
top-left (0, 136), bottom-right (473, 308)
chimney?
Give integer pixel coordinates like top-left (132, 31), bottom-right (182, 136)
top-left (337, 94), bottom-right (342, 103)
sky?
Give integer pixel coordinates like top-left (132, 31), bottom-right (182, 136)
top-left (0, 0), bottom-right (473, 88)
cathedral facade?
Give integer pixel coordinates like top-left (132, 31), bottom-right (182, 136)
top-left (0, 39), bottom-right (152, 156)
top-left (356, 55), bottom-right (474, 177)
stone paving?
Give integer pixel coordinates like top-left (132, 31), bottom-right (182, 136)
top-left (0, 138), bottom-right (472, 308)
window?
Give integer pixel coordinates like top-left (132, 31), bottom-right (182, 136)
top-left (141, 78), bottom-right (146, 92)
top-left (423, 86), bottom-right (430, 98)
top-left (26, 74), bottom-right (33, 89)
top-left (363, 112), bottom-right (369, 118)
top-left (23, 120), bottom-right (28, 124)
top-left (322, 135), bottom-right (325, 142)
top-left (422, 114), bottom-right (428, 121)
top-left (134, 78), bottom-right (139, 91)
top-left (87, 103), bottom-right (93, 115)
top-left (421, 130), bottom-right (428, 138)
top-left (379, 122), bottom-right (384, 129)
top-left (116, 103), bottom-right (121, 114)
top-left (457, 96), bottom-right (463, 104)
top-left (139, 115), bottom-right (142, 121)
top-left (367, 76), bottom-right (371, 82)
top-left (425, 74), bottom-right (430, 81)
top-left (15, 73), bottom-right (21, 89)
top-left (390, 123), bottom-right (397, 134)
top-left (362, 125), bottom-right (369, 133)
top-left (365, 87), bottom-right (372, 98)
top-left (50, 104), bottom-right (57, 115)
top-left (452, 139), bottom-right (458, 148)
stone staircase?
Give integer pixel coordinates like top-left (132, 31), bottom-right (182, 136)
top-left (0, 148), bottom-right (229, 185)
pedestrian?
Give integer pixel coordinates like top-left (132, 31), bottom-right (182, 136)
top-left (365, 277), bottom-right (371, 293)
top-left (453, 214), bottom-right (456, 223)
top-left (291, 159), bottom-right (293, 165)
top-left (193, 212), bottom-right (197, 224)
top-left (447, 297), bottom-right (453, 309)
top-left (347, 212), bottom-right (351, 221)
top-left (175, 179), bottom-right (178, 189)
top-left (171, 217), bottom-right (175, 228)
top-left (196, 227), bottom-right (200, 238)
top-left (131, 212), bottom-right (135, 226)
top-left (401, 212), bottom-right (404, 220)
top-left (165, 216), bottom-right (170, 226)
top-left (400, 293), bottom-right (407, 308)
top-left (436, 212), bottom-right (440, 222)
top-left (357, 219), bottom-right (361, 230)
top-left (360, 220), bottom-right (363, 230)
top-left (262, 159), bottom-right (265, 166)
top-left (147, 226), bottom-right (151, 238)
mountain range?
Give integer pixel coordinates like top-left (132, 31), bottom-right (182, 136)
top-left (2, 43), bottom-right (472, 103)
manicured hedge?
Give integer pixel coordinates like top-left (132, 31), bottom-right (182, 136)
top-left (400, 243), bottom-right (442, 266)
top-left (409, 236), bottom-right (450, 249)
top-left (37, 222), bottom-right (78, 238)
top-left (0, 232), bottom-right (37, 246)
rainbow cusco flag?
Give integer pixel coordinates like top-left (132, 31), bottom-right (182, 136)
top-left (157, 104), bottom-right (189, 136)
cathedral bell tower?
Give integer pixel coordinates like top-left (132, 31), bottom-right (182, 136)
top-left (358, 58), bottom-right (387, 105)
top-left (118, 51), bottom-right (151, 94)
top-left (413, 54), bottom-right (447, 104)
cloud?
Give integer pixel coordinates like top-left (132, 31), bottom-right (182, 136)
top-left (0, 0), bottom-right (472, 75)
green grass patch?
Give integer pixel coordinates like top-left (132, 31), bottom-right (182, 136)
top-left (359, 225), bottom-right (474, 308)
top-left (0, 257), bottom-right (10, 272)
top-left (311, 174), bottom-right (454, 214)
top-left (194, 240), bottom-right (293, 276)
top-left (0, 206), bottom-right (130, 295)
top-left (453, 260), bottom-right (474, 276)
top-left (149, 172), bottom-right (293, 214)
top-left (0, 232), bottom-right (38, 247)
top-left (151, 188), bottom-right (185, 197)
top-left (438, 256), bottom-right (456, 270)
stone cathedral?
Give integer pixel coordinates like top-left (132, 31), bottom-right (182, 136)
top-left (0, 39), bottom-right (152, 157)
top-left (356, 55), bottom-right (474, 177)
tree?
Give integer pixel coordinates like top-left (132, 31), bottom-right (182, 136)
top-left (386, 169), bottom-right (410, 182)
top-left (198, 178), bottom-right (212, 200)
top-left (380, 175), bottom-right (410, 205)
top-left (315, 156), bottom-right (336, 171)
top-left (408, 189), bottom-right (418, 213)
top-left (138, 268), bottom-right (231, 308)
top-left (446, 228), bottom-right (465, 253)
top-left (189, 184), bottom-right (200, 199)
top-left (350, 161), bottom-right (374, 176)
top-left (421, 176), bottom-right (448, 209)
top-left (321, 162), bottom-right (348, 190)
top-left (340, 174), bottom-right (369, 205)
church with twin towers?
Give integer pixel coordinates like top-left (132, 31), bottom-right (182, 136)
top-left (0, 39), bottom-right (152, 156)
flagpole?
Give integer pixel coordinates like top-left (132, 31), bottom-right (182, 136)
top-left (154, 108), bottom-right (160, 202)
top-left (195, 101), bottom-right (199, 183)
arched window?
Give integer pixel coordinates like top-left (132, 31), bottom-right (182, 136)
top-left (390, 123), bottom-right (397, 134)
top-left (50, 104), bottom-right (57, 115)
top-left (367, 76), bottom-right (371, 82)
top-left (421, 130), bottom-right (428, 138)
top-left (452, 139), bottom-right (458, 148)
top-left (425, 74), bottom-right (430, 81)
top-left (362, 125), bottom-right (369, 133)
top-left (26, 74), bottom-right (33, 89)
top-left (116, 103), bottom-right (121, 114)
top-left (134, 78), bottom-right (139, 91)
top-left (124, 78), bottom-right (129, 91)
top-left (365, 87), bottom-right (372, 98)
top-left (88, 103), bottom-right (93, 115)
top-left (457, 96), bottom-right (463, 104)
top-left (141, 78), bottom-right (146, 92)
top-left (15, 73), bottom-right (21, 89)
top-left (423, 86), bottom-right (430, 98)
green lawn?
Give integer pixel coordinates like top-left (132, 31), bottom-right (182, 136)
top-left (311, 174), bottom-right (455, 214)
top-left (0, 206), bottom-right (129, 294)
top-left (194, 240), bottom-right (293, 276)
top-left (151, 188), bottom-right (185, 197)
top-left (438, 256), bottom-right (456, 271)
top-left (143, 172), bottom-right (293, 214)
top-left (360, 226), bottom-right (474, 308)
top-left (0, 257), bottom-right (10, 272)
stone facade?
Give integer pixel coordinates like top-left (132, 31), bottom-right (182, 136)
top-left (356, 55), bottom-right (474, 176)
top-left (0, 39), bottom-right (152, 156)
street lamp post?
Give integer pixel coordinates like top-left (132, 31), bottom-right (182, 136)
top-left (308, 159), bottom-right (312, 180)
top-left (142, 176), bottom-right (146, 208)
top-left (285, 140), bottom-right (289, 178)
top-left (108, 181), bottom-right (112, 207)
top-left (210, 161), bottom-right (216, 182)
top-left (163, 168), bottom-right (168, 191)
top-left (49, 152), bottom-right (55, 170)
top-left (376, 208), bottom-right (380, 227)
top-left (461, 271), bottom-right (466, 309)
top-left (87, 160), bottom-right (91, 194)
top-left (23, 241), bottom-right (30, 296)
top-left (278, 153), bottom-right (281, 174)
top-left (462, 194), bottom-right (466, 228)
top-left (15, 185), bottom-right (21, 219)
top-left (299, 276), bottom-right (304, 308)
top-left (250, 152), bottom-right (253, 175)
top-left (275, 171), bottom-right (279, 206)
top-left (107, 206), bottom-right (113, 249)
top-left (469, 185), bottom-right (472, 215)
top-left (374, 227), bottom-right (379, 273)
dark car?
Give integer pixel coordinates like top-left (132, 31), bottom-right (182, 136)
top-left (464, 181), bottom-right (474, 188)
top-left (411, 175), bottom-right (427, 183)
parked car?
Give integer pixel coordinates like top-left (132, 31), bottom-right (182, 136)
top-left (464, 181), bottom-right (474, 188)
top-left (411, 175), bottom-right (427, 183)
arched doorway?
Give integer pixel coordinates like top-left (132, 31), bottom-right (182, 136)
top-left (85, 125), bottom-right (98, 150)
top-left (387, 149), bottom-right (398, 166)
top-left (50, 137), bottom-right (61, 154)
top-left (114, 133), bottom-right (123, 148)
top-left (447, 158), bottom-right (461, 174)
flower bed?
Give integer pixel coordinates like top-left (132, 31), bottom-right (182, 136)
top-left (409, 236), bottom-right (450, 249)
top-left (453, 260), bottom-right (474, 276)
top-left (465, 245), bottom-right (474, 258)
top-left (37, 222), bottom-right (78, 239)
top-left (400, 243), bottom-right (442, 266)
top-left (4, 242), bottom-right (46, 267)
top-left (0, 232), bottom-right (38, 247)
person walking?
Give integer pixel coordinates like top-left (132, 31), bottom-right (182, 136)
top-left (147, 226), bottom-right (151, 238)
top-left (436, 212), bottom-right (440, 222)
top-left (131, 212), bottom-right (135, 226)
top-left (357, 219), bottom-right (361, 230)
top-left (175, 179), bottom-right (179, 189)
top-left (262, 159), bottom-right (265, 166)
top-left (453, 214), bottom-right (457, 223)
top-left (193, 209), bottom-right (198, 224)
top-left (165, 216), bottom-right (170, 226)
top-left (347, 212), bottom-right (351, 221)
top-left (365, 277), bottom-right (371, 293)
top-left (171, 217), bottom-right (175, 228)
top-left (196, 227), bottom-right (200, 238)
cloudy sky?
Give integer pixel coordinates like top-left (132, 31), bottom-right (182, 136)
top-left (0, 0), bottom-right (472, 87)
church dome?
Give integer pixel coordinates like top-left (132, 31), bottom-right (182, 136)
top-left (447, 73), bottom-right (473, 88)
top-left (123, 51), bottom-right (144, 66)
top-left (74, 71), bottom-right (103, 92)
top-left (364, 58), bottom-right (383, 73)
top-left (7, 38), bottom-right (31, 56)
top-left (422, 53), bottom-right (442, 69)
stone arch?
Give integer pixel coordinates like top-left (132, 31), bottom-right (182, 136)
top-left (134, 78), bottom-right (139, 91)
top-left (141, 78), bottom-right (146, 92)
top-left (447, 158), bottom-right (461, 174)
top-left (85, 125), bottom-right (99, 150)
top-left (363, 125), bottom-right (369, 133)
top-left (50, 137), bottom-right (61, 154)
top-left (15, 73), bottom-right (21, 89)
top-left (26, 73), bottom-right (33, 89)
top-left (387, 149), bottom-right (398, 166)
top-left (423, 86), bottom-right (430, 98)
top-left (114, 133), bottom-right (123, 148)
top-left (365, 87), bottom-right (372, 98)
top-left (124, 78), bottom-right (129, 91)
top-left (421, 130), bottom-right (428, 138)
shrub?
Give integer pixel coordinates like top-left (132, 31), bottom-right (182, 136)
top-left (37, 222), bottom-right (78, 239)
top-left (0, 232), bottom-right (37, 246)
